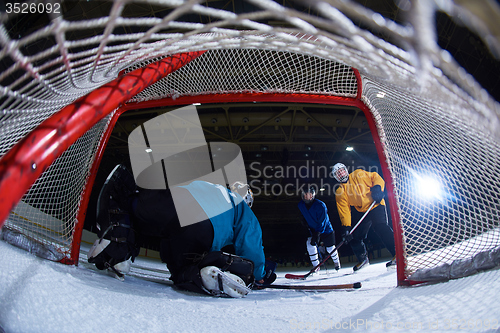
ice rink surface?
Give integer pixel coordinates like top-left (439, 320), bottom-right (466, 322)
top-left (1, 241), bottom-right (499, 333)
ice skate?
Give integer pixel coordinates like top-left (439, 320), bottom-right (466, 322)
top-left (386, 256), bottom-right (397, 270)
top-left (107, 268), bottom-right (125, 281)
top-left (334, 262), bottom-right (341, 271)
top-left (353, 256), bottom-right (369, 272)
top-left (330, 251), bottom-right (341, 271)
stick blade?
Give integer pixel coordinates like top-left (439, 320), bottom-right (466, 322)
top-left (284, 273), bottom-right (306, 280)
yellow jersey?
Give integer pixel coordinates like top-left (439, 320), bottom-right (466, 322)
top-left (334, 169), bottom-right (385, 227)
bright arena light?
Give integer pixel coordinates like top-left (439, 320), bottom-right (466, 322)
top-left (415, 175), bottom-right (443, 201)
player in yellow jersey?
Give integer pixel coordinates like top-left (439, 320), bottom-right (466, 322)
top-left (332, 163), bottom-right (396, 272)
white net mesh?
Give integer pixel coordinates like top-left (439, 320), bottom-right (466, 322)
top-left (129, 48), bottom-right (358, 101)
top-left (362, 77), bottom-right (500, 274)
top-left (1, 0), bottom-right (499, 281)
top-left (5, 116), bottom-right (111, 259)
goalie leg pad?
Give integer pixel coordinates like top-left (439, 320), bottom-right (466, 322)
top-left (200, 266), bottom-right (250, 298)
top-left (91, 164), bottom-right (140, 272)
top-left (197, 251), bottom-right (255, 286)
top-left (96, 164), bottom-right (137, 237)
top-left (173, 251), bottom-right (255, 297)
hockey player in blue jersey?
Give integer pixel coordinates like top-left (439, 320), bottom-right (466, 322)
top-left (88, 165), bottom-right (276, 297)
top-left (298, 186), bottom-right (341, 273)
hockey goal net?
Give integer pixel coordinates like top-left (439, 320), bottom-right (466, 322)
top-left (0, 0), bottom-right (499, 285)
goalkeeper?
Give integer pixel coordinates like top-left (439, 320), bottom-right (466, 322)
top-left (331, 163), bottom-right (396, 272)
top-left (88, 164), bottom-right (276, 297)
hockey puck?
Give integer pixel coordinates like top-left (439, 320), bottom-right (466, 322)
top-left (353, 282), bottom-right (362, 289)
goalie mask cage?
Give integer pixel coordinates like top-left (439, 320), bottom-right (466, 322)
top-left (0, 0), bottom-right (499, 286)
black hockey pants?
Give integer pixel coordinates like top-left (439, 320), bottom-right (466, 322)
top-left (348, 204), bottom-right (396, 263)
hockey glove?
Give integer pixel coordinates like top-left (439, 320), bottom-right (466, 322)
top-left (370, 185), bottom-right (384, 203)
top-left (254, 260), bottom-right (277, 288)
top-left (264, 259), bottom-right (278, 274)
top-left (342, 226), bottom-right (353, 243)
top-left (310, 231), bottom-right (321, 246)
top-left (258, 270), bottom-right (277, 287)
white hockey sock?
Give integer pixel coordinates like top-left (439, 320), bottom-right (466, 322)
top-left (326, 246), bottom-right (340, 266)
top-left (306, 237), bottom-right (320, 267)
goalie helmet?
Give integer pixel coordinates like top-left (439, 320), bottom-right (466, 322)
top-left (230, 182), bottom-right (254, 208)
top-left (332, 163), bottom-right (349, 183)
top-left (301, 185), bottom-right (316, 204)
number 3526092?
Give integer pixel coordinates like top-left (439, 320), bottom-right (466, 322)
top-left (5, 2), bottom-right (61, 14)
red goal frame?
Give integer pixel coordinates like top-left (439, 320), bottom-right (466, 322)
top-left (0, 52), bottom-right (406, 285)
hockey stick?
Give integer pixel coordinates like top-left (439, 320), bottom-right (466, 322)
top-left (255, 282), bottom-right (361, 290)
top-left (285, 201), bottom-right (376, 280)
